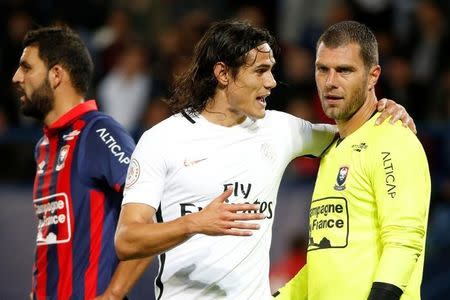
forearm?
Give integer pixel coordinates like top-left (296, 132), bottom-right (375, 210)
top-left (371, 225), bottom-right (425, 298)
top-left (103, 257), bottom-right (154, 298)
top-left (116, 190), bottom-right (263, 260)
top-left (367, 282), bottom-right (403, 300)
top-left (374, 240), bottom-right (423, 289)
top-left (371, 130), bottom-right (430, 294)
top-left (115, 214), bottom-right (194, 260)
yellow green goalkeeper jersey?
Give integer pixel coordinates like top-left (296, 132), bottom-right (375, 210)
top-left (279, 113), bottom-right (430, 300)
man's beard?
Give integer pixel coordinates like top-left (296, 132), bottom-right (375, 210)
top-left (322, 82), bottom-right (367, 122)
top-left (20, 78), bottom-right (55, 121)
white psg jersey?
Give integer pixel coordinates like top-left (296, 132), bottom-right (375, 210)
top-left (123, 110), bottom-right (336, 300)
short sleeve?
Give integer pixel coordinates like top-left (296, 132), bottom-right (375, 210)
top-left (80, 116), bottom-right (136, 191)
top-left (281, 112), bottom-right (336, 158)
top-left (122, 129), bottom-right (167, 210)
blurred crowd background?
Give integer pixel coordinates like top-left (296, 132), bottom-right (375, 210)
top-left (1, 0), bottom-right (450, 299)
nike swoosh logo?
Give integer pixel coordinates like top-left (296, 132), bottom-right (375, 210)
top-left (183, 158), bottom-right (208, 167)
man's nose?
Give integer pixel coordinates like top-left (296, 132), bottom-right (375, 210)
top-left (325, 70), bottom-right (337, 89)
top-left (265, 72), bottom-right (277, 89)
top-left (12, 68), bottom-right (23, 83)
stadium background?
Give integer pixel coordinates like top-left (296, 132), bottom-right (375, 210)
top-left (1, 0), bottom-right (449, 299)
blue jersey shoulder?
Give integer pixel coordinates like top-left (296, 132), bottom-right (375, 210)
top-left (78, 111), bottom-right (136, 189)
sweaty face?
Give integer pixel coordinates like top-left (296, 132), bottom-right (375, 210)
top-left (315, 42), bottom-right (369, 122)
top-left (12, 46), bottom-right (55, 121)
top-left (226, 43), bottom-right (277, 121)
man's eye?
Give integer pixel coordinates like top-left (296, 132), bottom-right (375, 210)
top-left (338, 68), bottom-right (352, 74)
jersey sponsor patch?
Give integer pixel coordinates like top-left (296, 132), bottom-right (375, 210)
top-left (381, 152), bottom-right (397, 199)
top-left (34, 193), bottom-right (72, 245)
top-left (96, 127), bottom-right (131, 164)
top-left (308, 197), bottom-right (349, 251)
top-left (125, 158), bottom-right (140, 188)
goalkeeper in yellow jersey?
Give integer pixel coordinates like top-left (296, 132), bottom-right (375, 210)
top-left (274, 21), bottom-right (430, 300)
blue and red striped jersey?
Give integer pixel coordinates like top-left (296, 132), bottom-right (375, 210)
top-left (31, 100), bottom-right (135, 299)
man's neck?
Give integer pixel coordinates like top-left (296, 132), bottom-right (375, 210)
top-left (336, 94), bottom-right (377, 138)
top-left (201, 94), bottom-right (246, 127)
top-left (44, 94), bottom-right (85, 126)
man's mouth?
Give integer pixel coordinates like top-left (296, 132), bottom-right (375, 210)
top-left (15, 87), bottom-right (26, 101)
top-left (325, 94), bottom-right (343, 100)
top-left (18, 92), bottom-right (26, 102)
top-left (256, 95), bottom-right (268, 106)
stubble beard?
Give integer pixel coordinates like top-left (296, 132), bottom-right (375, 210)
top-left (20, 78), bottom-right (55, 121)
top-left (322, 83), bottom-right (367, 122)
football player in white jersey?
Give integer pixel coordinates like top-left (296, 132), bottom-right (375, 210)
top-left (114, 20), bottom-right (415, 300)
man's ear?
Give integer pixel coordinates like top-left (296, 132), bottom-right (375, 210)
top-left (213, 62), bottom-right (229, 87)
top-left (48, 64), bottom-right (64, 90)
top-left (368, 65), bottom-right (381, 91)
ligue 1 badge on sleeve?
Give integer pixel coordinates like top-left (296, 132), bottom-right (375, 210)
top-left (125, 158), bottom-right (140, 188)
top-left (334, 166), bottom-right (349, 191)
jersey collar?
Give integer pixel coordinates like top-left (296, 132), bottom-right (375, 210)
top-left (44, 100), bottom-right (98, 134)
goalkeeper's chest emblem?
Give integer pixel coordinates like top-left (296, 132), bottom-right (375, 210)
top-left (334, 166), bottom-right (349, 191)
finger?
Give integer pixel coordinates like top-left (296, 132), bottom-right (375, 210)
top-left (213, 188), bottom-right (233, 204)
top-left (375, 110), bottom-right (390, 125)
top-left (376, 99), bottom-right (399, 125)
top-left (222, 222), bottom-right (261, 236)
top-left (231, 212), bottom-right (266, 221)
top-left (376, 98), bottom-right (388, 111)
top-left (222, 229), bottom-right (254, 236)
top-left (226, 220), bottom-right (261, 230)
top-left (398, 112), bottom-right (409, 125)
top-left (389, 109), bottom-right (403, 124)
top-left (403, 116), bottom-right (417, 134)
top-left (227, 203), bottom-right (260, 212)
top-left (410, 120), bottom-right (417, 134)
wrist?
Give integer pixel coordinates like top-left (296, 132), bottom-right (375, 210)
top-left (181, 213), bottom-right (199, 235)
top-left (367, 282), bottom-right (402, 300)
top-left (101, 288), bottom-right (125, 300)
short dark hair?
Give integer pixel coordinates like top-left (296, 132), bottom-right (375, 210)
top-left (168, 19), bottom-right (278, 115)
top-left (317, 20), bottom-right (378, 68)
top-left (23, 26), bottom-right (94, 96)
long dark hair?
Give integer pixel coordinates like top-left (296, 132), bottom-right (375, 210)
top-left (168, 19), bottom-right (278, 116)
